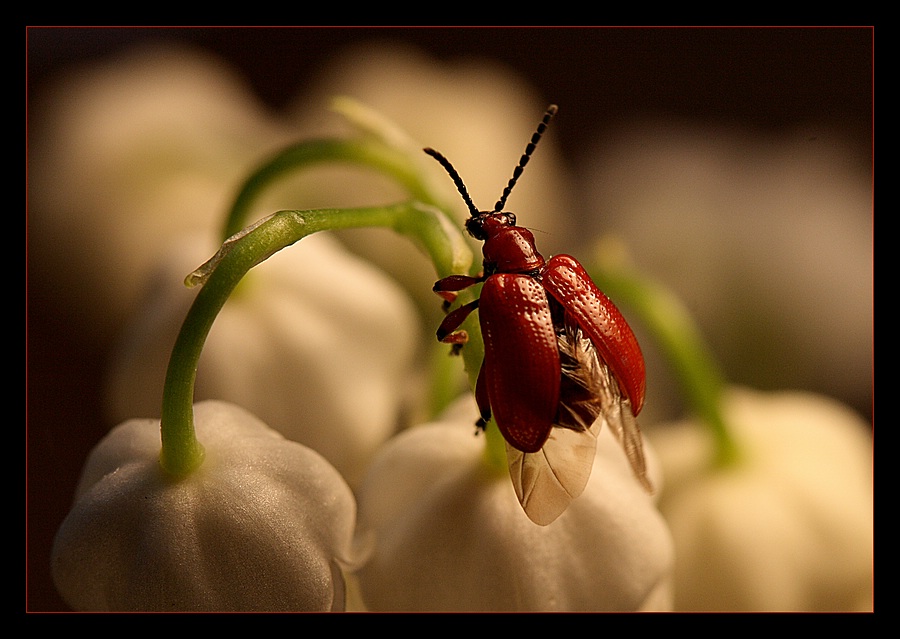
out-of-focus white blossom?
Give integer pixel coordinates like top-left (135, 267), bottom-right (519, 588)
top-left (104, 231), bottom-right (421, 488)
top-left (29, 43), bottom-right (298, 343)
top-left (647, 386), bottom-right (873, 611)
top-left (52, 400), bottom-right (359, 611)
top-left (352, 396), bottom-right (674, 612)
top-left (580, 123), bottom-right (872, 420)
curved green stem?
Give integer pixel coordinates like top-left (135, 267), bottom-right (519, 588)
top-left (221, 138), bottom-right (446, 241)
top-left (430, 288), bottom-right (504, 474)
top-left (481, 417), bottom-right (509, 475)
top-left (159, 201), bottom-right (470, 477)
top-left (219, 115), bottom-right (490, 426)
top-left (588, 243), bottom-right (740, 468)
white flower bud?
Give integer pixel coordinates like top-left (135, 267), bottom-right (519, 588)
top-left (353, 397), bottom-right (674, 611)
top-left (29, 44), bottom-right (296, 342)
top-left (52, 401), bottom-right (359, 611)
top-left (104, 231), bottom-right (421, 488)
top-left (648, 386), bottom-right (873, 611)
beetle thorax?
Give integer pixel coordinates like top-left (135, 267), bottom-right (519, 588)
top-left (470, 212), bottom-right (545, 274)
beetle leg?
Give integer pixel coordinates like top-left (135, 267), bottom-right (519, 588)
top-left (434, 273), bottom-right (485, 311)
top-left (474, 359), bottom-right (492, 432)
top-left (439, 296), bottom-right (455, 313)
top-left (433, 273), bottom-right (485, 304)
top-left (436, 299), bottom-right (479, 343)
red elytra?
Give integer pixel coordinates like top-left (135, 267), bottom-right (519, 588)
top-left (427, 105), bottom-right (646, 456)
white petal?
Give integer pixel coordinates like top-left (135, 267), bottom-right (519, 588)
top-left (52, 401), bottom-right (358, 612)
top-left (354, 397), bottom-right (673, 611)
top-left (29, 44), bottom-right (295, 341)
top-left (105, 231), bottom-right (420, 487)
top-left (648, 386), bottom-right (873, 611)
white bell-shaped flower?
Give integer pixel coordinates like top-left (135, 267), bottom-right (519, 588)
top-left (52, 400), bottom-right (358, 612)
top-left (353, 397), bottom-right (674, 611)
top-left (648, 386), bottom-right (873, 611)
top-left (29, 43), bottom-right (297, 343)
top-left (104, 231), bottom-right (421, 488)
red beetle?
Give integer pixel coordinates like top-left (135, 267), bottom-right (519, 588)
top-left (426, 105), bottom-right (652, 525)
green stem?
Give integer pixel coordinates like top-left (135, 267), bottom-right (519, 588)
top-left (589, 246), bottom-right (740, 468)
top-left (431, 286), bottom-right (504, 474)
top-left (221, 138), bottom-right (445, 241)
top-left (159, 201), bottom-right (470, 477)
top-left (220, 128), bottom-right (491, 426)
top-left (481, 417), bottom-right (509, 475)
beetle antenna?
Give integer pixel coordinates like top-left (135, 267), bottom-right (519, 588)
top-left (493, 104), bottom-right (558, 213)
top-left (423, 147), bottom-right (480, 218)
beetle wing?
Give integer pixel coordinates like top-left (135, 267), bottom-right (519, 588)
top-left (479, 273), bottom-right (561, 453)
top-left (506, 427), bottom-right (598, 526)
top-left (542, 254), bottom-right (646, 415)
top-left (579, 327), bottom-right (652, 494)
top-left (508, 313), bottom-right (651, 525)
top-left (599, 385), bottom-right (653, 494)
top-left (556, 291), bottom-right (652, 493)
top-left (506, 315), bottom-right (601, 526)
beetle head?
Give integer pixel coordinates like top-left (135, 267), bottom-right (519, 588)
top-left (423, 103), bottom-right (558, 240)
top-left (465, 211), bottom-right (517, 241)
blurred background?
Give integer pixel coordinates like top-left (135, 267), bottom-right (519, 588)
top-left (26, 27), bottom-right (872, 611)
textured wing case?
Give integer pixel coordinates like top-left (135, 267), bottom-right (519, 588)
top-left (542, 254), bottom-right (646, 415)
top-left (478, 274), bottom-right (561, 453)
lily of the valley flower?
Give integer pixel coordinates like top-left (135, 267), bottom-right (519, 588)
top-left (104, 230), bottom-right (421, 488)
top-left (51, 400), bottom-right (358, 612)
top-left (647, 386), bottom-right (873, 612)
top-left (581, 123), bottom-right (872, 420)
top-left (53, 197), bottom-right (460, 612)
top-left (352, 396), bottom-right (674, 612)
top-left (29, 43), bottom-right (298, 344)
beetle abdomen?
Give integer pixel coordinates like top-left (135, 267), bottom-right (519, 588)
top-left (554, 307), bottom-right (607, 433)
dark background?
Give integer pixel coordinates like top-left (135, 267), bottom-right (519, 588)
top-left (28, 27), bottom-right (873, 165)
top-left (26, 26), bottom-right (873, 612)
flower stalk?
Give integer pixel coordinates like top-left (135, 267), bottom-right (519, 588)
top-left (159, 201), bottom-right (473, 477)
top-left (588, 239), bottom-right (740, 468)
top-left (221, 138), bottom-right (443, 240)
top-left (214, 118), bottom-right (497, 462)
